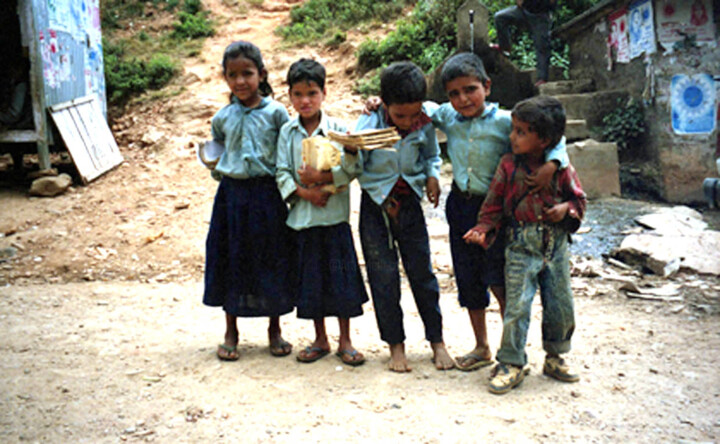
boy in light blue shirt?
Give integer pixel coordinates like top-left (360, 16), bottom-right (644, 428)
top-left (427, 52), bottom-right (568, 371)
top-left (344, 61), bottom-right (455, 373)
top-left (275, 59), bottom-right (368, 366)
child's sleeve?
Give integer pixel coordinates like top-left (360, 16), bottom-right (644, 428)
top-left (558, 164), bottom-right (587, 233)
top-left (475, 160), bottom-right (509, 247)
top-left (421, 123), bottom-right (442, 181)
top-left (423, 101), bottom-right (445, 131)
top-left (544, 136), bottom-right (569, 169)
top-left (329, 121), bottom-right (360, 187)
top-left (275, 124), bottom-right (298, 202)
top-left (210, 111), bottom-right (225, 143)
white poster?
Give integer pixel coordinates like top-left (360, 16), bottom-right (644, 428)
top-left (656, 0), bottom-right (716, 51)
top-left (608, 9), bottom-right (630, 63)
top-left (671, 74), bottom-right (716, 135)
top-left (629, 0), bottom-right (656, 58)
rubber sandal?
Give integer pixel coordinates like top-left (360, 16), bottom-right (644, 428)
top-left (455, 352), bottom-right (493, 372)
top-left (336, 349), bottom-right (366, 367)
top-left (296, 346), bottom-right (330, 363)
top-left (217, 344), bottom-right (239, 361)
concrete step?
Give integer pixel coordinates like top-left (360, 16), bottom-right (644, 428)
top-left (539, 79), bottom-right (595, 96)
top-left (567, 138), bottom-right (621, 199)
top-left (566, 119), bottom-right (590, 142)
top-left (555, 89), bottom-right (629, 127)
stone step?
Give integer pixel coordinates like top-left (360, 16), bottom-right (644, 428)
top-left (567, 138), bottom-right (620, 199)
top-left (539, 79), bottom-right (595, 96)
top-left (566, 119), bottom-right (590, 142)
top-left (555, 89), bottom-right (629, 127)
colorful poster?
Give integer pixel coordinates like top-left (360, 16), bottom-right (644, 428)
top-left (608, 9), bottom-right (630, 63)
top-left (671, 74), bottom-right (716, 135)
top-left (628, 0), bottom-right (656, 58)
top-left (656, 0), bottom-right (716, 51)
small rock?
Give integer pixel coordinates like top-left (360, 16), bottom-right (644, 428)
top-left (29, 173), bottom-right (72, 197)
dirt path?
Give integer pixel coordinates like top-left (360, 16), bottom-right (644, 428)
top-left (1, 1), bottom-right (720, 442)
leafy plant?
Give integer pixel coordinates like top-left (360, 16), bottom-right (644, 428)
top-left (171, 11), bottom-right (214, 39)
top-left (353, 70), bottom-right (381, 98)
top-left (601, 98), bottom-right (646, 152)
top-left (276, 0), bottom-right (411, 45)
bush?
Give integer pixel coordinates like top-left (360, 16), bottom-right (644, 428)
top-left (601, 98), bottom-right (646, 152)
top-left (103, 39), bottom-right (178, 105)
top-left (277, 0), bottom-right (411, 45)
top-left (171, 11), bottom-right (214, 39)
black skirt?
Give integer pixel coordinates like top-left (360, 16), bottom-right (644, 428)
top-left (293, 223), bottom-right (368, 319)
top-left (203, 176), bottom-right (294, 317)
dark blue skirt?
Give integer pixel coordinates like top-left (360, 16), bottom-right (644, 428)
top-left (293, 223), bottom-right (368, 319)
top-left (203, 176), bottom-right (294, 317)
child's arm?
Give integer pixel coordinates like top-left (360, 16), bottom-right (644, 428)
top-left (463, 157), bottom-right (510, 247)
top-left (543, 163), bottom-right (586, 231)
top-left (275, 124), bottom-right (300, 202)
top-left (420, 124), bottom-right (442, 208)
top-left (526, 136), bottom-right (569, 193)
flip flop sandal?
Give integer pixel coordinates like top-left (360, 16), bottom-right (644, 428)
top-left (269, 339), bottom-right (293, 357)
top-left (217, 344), bottom-right (239, 361)
top-left (455, 352), bottom-right (493, 372)
top-left (296, 346), bottom-right (330, 363)
top-left (336, 349), bottom-right (366, 367)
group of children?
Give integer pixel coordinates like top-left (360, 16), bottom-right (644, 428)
top-left (202, 40), bottom-right (587, 395)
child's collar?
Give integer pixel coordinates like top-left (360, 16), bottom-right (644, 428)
top-left (456, 102), bottom-right (498, 122)
top-left (232, 95), bottom-right (270, 110)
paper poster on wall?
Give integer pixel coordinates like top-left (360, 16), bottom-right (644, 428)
top-left (47, 0), bottom-right (72, 33)
top-left (656, 0), bottom-right (716, 51)
top-left (628, 0), bottom-right (656, 58)
top-left (608, 9), bottom-right (630, 63)
top-left (671, 74), bottom-right (716, 135)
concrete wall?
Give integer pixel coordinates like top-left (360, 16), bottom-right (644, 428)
top-left (563, 1), bottom-right (720, 203)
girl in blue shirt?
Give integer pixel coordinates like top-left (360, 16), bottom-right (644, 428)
top-left (203, 41), bottom-right (294, 362)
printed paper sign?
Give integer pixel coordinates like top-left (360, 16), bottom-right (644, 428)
top-left (671, 74), bottom-right (716, 135)
top-left (628, 0), bottom-right (656, 58)
top-left (656, 0), bottom-right (716, 51)
top-left (608, 9), bottom-right (630, 63)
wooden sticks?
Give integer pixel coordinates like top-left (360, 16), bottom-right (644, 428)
top-left (327, 128), bottom-right (399, 150)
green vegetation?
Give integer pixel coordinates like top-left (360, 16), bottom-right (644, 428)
top-left (601, 98), bottom-right (646, 152)
top-left (100, 0), bottom-right (214, 107)
top-left (276, 0), bottom-right (412, 46)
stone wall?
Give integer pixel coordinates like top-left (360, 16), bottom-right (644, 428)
top-left (562, 0), bottom-right (720, 203)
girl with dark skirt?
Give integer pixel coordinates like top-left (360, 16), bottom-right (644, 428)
top-left (203, 41), bottom-right (294, 361)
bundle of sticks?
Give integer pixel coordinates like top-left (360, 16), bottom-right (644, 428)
top-left (327, 128), bottom-right (400, 150)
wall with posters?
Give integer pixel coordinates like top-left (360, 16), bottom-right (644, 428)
top-left (555, 0), bottom-right (720, 203)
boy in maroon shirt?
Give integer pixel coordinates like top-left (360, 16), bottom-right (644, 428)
top-left (464, 95), bottom-right (586, 394)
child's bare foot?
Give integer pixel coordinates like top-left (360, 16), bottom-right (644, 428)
top-left (388, 343), bottom-right (411, 372)
top-left (455, 347), bottom-right (493, 372)
top-left (431, 342), bottom-right (455, 370)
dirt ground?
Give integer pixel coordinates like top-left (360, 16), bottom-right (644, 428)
top-left (1, 0), bottom-right (720, 442)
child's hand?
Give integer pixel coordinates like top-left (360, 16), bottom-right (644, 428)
top-left (526, 161), bottom-right (558, 194)
top-left (426, 177), bottom-right (440, 208)
top-left (363, 97), bottom-right (382, 115)
top-left (298, 185), bottom-right (331, 207)
top-left (298, 165), bottom-right (322, 186)
top-left (462, 226), bottom-right (486, 246)
top-left (543, 202), bottom-right (569, 223)
top-left (342, 144), bottom-right (359, 154)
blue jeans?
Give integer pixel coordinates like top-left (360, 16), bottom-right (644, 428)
top-left (496, 223), bottom-right (575, 367)
top-left (359, 191), bottom-right (442, 344)
top-left (494, 6), bottom-right (553, 81)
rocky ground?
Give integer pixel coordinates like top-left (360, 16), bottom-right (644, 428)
top-left (1, 0), bottom-right (719, 442)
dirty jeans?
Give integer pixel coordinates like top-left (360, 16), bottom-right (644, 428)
top-left (496, 223), bottom-right (575, 367)
top-left (494, 6), bottom-right (552, 81)
top-left (359, 191), bottom-right (443, 345)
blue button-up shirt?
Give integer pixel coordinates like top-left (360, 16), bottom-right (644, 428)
top-left (426, 101), bottom-right (568, 196)
top-left (211, 96), bottom-right (290, 179)
top-left (276, 112), bottom-right (356, 231)
top-left (351, 105), bottom-right (442, 206)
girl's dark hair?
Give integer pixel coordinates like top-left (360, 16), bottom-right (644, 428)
top-left (222, 40), bottom-right (273, 99)
top-left (380, 61), bottom-right (426, 106)
top-left (511, 95), bottom-right (566, 148)
top-left (441, 52), bottom-right (490, 86)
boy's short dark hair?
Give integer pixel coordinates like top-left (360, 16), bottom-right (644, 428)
top-left (441, 52), bottom-right (490, 86)
top-left (380, 62), bottom-right (426, 106)
top-left (287, 58), bottom-right (326, 90)
top-left (511, 95), bottom-right (566, 148)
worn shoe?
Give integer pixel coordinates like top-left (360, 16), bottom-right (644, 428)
top-left (543, 355), bottom-right (580, 382)
top-left (488, 363), bottom-right (526, 395)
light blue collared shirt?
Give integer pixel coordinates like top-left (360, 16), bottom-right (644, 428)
top-left (351, 105), bottom-right (441, 206)
top-left (426, 101), bottom-right (568, 196)
top-left (276, 112), bottom-right (356, 231)
top-left (211, 96), bottom-right (290, 179)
